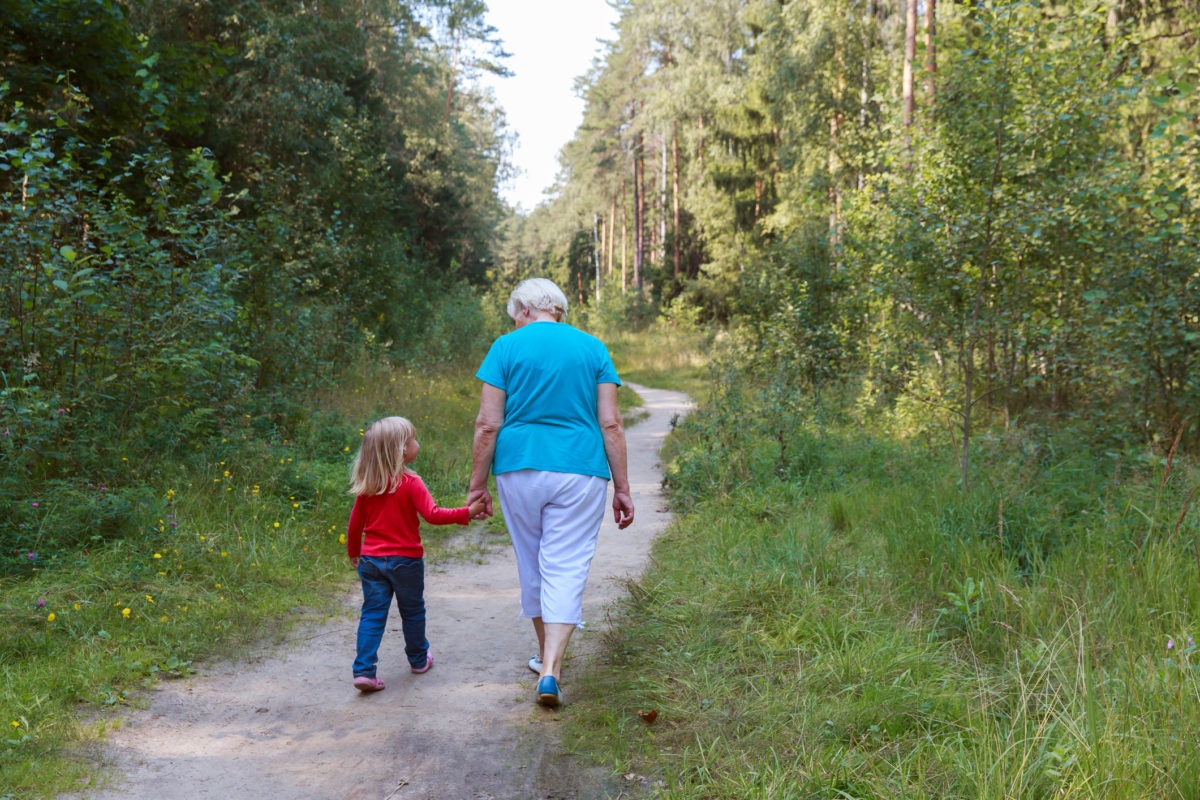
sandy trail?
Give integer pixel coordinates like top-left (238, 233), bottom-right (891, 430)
top-left (61, 384), bottom-right (690, 800)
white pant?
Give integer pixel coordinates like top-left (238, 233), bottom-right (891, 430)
top-left (496, 470), bottom-right (608, 625)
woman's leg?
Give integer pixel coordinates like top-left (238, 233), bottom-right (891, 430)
top-left (499, 470), bottom-right (606, 703)
top-left (497, 471), bottom-right (608, 626)
top-left (537, 474), bottom-right (607, 628)
top-left (531, 616), bottom-right (546, 660)
top-left (538, 621), bottom-right (575, 680)
top-left (497, 471), bottom-right (547, 620)
top-left (353, 556), bottom-right (394, 678)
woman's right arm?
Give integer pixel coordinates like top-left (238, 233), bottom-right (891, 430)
top-left (469, 383), bottom-right (506, 517)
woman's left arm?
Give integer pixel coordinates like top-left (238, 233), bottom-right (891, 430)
top-left (598, 383), bottom-right (634, 529)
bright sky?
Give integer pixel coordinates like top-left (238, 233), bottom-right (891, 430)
top-left (477, 0), bottom-right (618, 213)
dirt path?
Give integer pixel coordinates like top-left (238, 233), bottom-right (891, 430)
top-left (62, 384), bottom-right (690, 800)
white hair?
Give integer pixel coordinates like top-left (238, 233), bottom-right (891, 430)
top-left (506, 278), bottom-right (569, 321)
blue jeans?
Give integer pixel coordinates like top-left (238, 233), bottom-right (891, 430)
top-left (353, 555), bottom-right (428, 677)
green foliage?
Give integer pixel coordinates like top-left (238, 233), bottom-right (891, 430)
top-left (1, 88), bottom-right (253, 477)
top-left (397, 280), bottom-right (493, 366)
top-left (577, 289), bottom-right (659, 340)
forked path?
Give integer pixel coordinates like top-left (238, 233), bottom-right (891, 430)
top-left (62, 384), bottom-right (691, 800)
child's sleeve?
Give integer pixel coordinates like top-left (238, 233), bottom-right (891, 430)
top-left (410, 476), bottom-right (470, 526)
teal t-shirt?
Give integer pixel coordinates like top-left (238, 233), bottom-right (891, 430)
top-left (476, 321), bottom-right (621, 479)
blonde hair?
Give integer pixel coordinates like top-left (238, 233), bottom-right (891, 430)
top-left (349, 416), bottom-right (416, 496)
top-left (506, 278), bottom-right (568, 321)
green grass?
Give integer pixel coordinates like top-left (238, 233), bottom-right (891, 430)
top-left (563, 380), bottom-right (1200, 798)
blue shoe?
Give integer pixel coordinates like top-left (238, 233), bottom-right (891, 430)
top-left (536, 675), bottom-right (562, 707)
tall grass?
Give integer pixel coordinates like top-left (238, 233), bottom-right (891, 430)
top-left (565, 368), bottom-right (1200, 798)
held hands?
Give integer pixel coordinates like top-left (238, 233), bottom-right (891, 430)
top-left (612, 491), bottom-right (635, 530)
top-left (467, 488), bottom-right (493, 520)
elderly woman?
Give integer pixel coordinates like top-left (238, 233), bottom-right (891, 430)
top-left (468, 278), bottom-right (634, 707)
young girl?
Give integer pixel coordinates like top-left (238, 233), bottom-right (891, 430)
top-left (346, 416), bottom-right (483, 692)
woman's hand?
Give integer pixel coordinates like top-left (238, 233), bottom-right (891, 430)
top-left (612, 490), bottom-right (635, 529)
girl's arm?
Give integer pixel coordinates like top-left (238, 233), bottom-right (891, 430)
top-left (409, 476), bottom-right (472, 525)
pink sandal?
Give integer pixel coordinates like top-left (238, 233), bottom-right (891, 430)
top-left (353, 675), bottom-right (385, 692)
top-left (411, 652), bottom-right (434, 674)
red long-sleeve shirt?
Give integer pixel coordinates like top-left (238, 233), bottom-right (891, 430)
top-left (346, 473), bottom-right (469, 560)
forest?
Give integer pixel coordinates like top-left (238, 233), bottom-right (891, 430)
top-left (2, 0), bottom-right (1199, 796)
top-left (3, 0), bottom-right (1198, 541)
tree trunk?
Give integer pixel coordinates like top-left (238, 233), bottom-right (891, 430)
top-left (660, 134), bottom-right (667, 268)
top-left (830, 29), bottom-right (846, 258)
top-left (634, 129), bottom-right (645, 292)
top-left (608, 193), bottom-right (617, 281)
top-left (859, 0), bottom-right (877, 189)
top-left (593, 212), bottom-right (602, 303)
top-left (902, 0), bottom-right (917, 155)
top-left (621, 177), bottom-right (628, 294)
top-left (925, 0), bottom-right (937, 109)
top-left (672, 121), bottom-right (681, 281)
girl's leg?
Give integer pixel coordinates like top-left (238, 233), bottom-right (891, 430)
top-left (353, 556), bottom-right (394, 678)
top-left (384, 556), bottom-right (429, 670)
